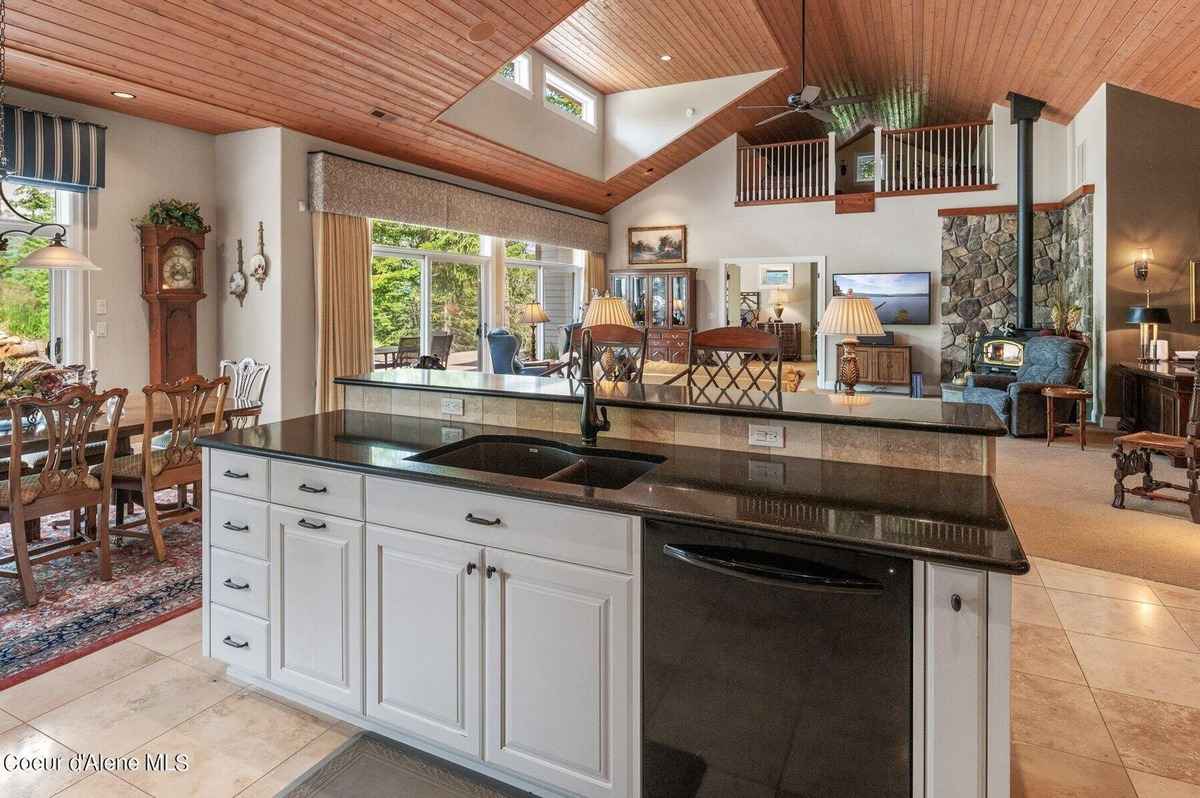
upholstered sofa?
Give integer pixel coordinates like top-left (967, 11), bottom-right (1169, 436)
top-left (962, 335), bottom-right (1089, 437)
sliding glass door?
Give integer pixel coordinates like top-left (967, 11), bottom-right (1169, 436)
top-left (431, 260), bottom-right (482, 371)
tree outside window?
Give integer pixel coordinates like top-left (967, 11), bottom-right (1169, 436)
top-left (0, 184), bottom-right (56, 352)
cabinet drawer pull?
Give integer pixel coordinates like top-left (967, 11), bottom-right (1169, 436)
top-left (223, 470), bottom-right (250, 479)
top-left (222, 521), bottom-right (249, 532)
top-left (465, 513), bottom-right (502, 527)
top-left (486, 565), bottom-right (497, 579)
top-left (223, 578), bottom-right (250, 591)
top-left (297, 518), bottom-right (327, 530)
top-left (950, 593), bottom-right (962, 612)
top-left (466, 562), bottom-right (477, 575)
top-left (297, 483), bottom-right (328, 494)
top-left (222, 635), bottom-right (249, 649)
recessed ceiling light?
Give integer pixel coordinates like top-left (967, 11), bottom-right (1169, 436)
top-left (111, 91), bottom-right (136, 99)
top-left (644, 167), bottom-right (655, 174)
top-left (659, 54), bottom-right (672, 62)
top-left (468, 21), bottom-right (496, 42)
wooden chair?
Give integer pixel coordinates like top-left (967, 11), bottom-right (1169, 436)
top-left (109, 375), bottom-right (229, 561)
top-left (547, 324), bottom-right (649, 384)
top-left (220, 357), bottom-right (270, 429)
top-left (1114, 375), bottom-right (1200, 523)
top-left (0, 385), bottom-right (127, 606)
top-left (665, 326), bottom-right (783, 406)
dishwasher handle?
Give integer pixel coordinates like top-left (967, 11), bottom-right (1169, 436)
top-left (662, 544), bottom-right (885, 594)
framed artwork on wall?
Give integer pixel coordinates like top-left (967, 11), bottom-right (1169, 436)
top-left (757, 263), bottom-right (795, 290)
top-left (628, 225), bottom-right (686, 265)
top-left (1191, 259), bottom-right (1200, 323)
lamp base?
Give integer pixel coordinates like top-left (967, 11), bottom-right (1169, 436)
top-left (839, 341), bottom-right (861, 396)
top-left (528, 324), bottom-right (538, 361)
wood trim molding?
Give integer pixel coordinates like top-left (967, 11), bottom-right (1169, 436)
top-left (937, 184), bottom-right (1095, 217)
top-left (878, 184), bottom-right (999, 199)
top-left (734, 195), bottom-right (833, 207)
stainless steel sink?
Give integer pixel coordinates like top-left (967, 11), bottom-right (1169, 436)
top-left (408, 435), bottom-right (664, 490)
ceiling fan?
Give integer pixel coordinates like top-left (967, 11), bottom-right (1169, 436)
top-left (739, 0), bottom-right (874, 128)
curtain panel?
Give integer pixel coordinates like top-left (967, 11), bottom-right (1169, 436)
top-left (308, 151), bottom-right (607, 253)
top-left (313, 212), bottom-right (374, 412)
top-left (585, 251), bottom-right (607, 299)
top-left (2, 105), bottom-right (107, 190)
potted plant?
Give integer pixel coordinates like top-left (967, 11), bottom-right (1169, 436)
top-left (131, 199), bottom-right (211, 234)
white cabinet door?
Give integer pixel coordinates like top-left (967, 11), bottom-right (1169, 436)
top-left (365, 525), bottom-right (483, 757)
top-left (925, 562), bottom-right (988, 798)
top-left (269, 507), bottom-right (363, 712)
top-left (485, 549), bottom-right (633, 798)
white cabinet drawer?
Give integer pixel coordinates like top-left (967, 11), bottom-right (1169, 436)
top-left (271, 460), bottom-right (363, 520)
top-left (365, 477), bottom-right (636, 574)
top-left (210, 604), bottom-right (269, 677)
top-left (209, 450), bottom-right (269, 500)
top-left (211, 548), bottom-right (269, 620)
top-left (209, 492), bottom-right (269, 560)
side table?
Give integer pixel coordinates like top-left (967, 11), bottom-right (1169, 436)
top-left (1042, 386), bottom-right (1093, 450)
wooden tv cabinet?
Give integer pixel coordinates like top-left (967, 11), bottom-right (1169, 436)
top-left (835, 343), bottom-right (912, 387)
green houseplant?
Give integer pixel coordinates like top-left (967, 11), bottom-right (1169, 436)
top-left (132, 199), bottom-right (211, 234)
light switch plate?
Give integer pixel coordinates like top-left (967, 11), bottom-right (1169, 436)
top-left (440, 426), bottom-right (465, 444)
top-left (440, 397), bottom-right (465, 417)
top-left (95, 321), bottom-right (109, 338)
top-left (95, 299), bottom-right (108, 315)
top-left (748, 423), bottom-right (784, 448)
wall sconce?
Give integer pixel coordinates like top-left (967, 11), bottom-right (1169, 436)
top-left (1133, 247), bottom-right (1154, 281)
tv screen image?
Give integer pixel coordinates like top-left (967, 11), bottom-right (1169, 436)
top-left (830, 272), bottom-right (931, 325)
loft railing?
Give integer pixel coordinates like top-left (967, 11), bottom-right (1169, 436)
top-left (877, 120), bottom-right (994, 194)
top-left (736, 133), bottom-right (835, 204)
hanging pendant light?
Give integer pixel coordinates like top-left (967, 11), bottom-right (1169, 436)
top-left (0, 0), bottom-right (100, 272)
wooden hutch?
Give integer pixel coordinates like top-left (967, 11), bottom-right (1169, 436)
top-left (609, 267), bottom-right (697, 363)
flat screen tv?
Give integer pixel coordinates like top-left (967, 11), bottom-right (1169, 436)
top-left (830, 271), bottom-right (931, 325)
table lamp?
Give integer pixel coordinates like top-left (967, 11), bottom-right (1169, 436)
top-left (817, 289), bottom-right (885, 395)
top-left (518, 302), bottom-right (550, 360)
top-left (771, 291), bottom-right (786, 321)
top-left (1127, 291), bottom-right (1171, 362)
top-left (582, 294), bottom-right (635, 375)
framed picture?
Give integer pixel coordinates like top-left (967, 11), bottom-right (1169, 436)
top-left (628, 225), bottom-right (686, 265)
top-left (757, 263), bottom-right (794, 290)
top-left (1191, 259), bottom-right (1200, 323)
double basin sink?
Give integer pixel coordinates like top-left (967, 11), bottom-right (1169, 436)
top-left (408, 435), bottom-right (664, 491)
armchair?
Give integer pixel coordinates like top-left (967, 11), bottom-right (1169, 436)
top-left (486, 329), bottom-right (551, 376)
top-left (962, 335), bottom-right (1089, 437)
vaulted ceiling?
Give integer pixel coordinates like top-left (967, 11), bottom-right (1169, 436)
top-left (8, 0), bottom-right (1200, 215)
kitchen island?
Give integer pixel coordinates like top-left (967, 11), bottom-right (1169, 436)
top-left (197, 370), bottom-right (1022, 798)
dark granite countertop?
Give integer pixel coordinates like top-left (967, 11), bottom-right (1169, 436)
top-left (199, 411), bottom-right (1027, 574)
top-left (336, 370), bottom-right (1006, 436)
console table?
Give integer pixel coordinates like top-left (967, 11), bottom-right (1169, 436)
top-left (1116, 361), bottom-right (1195, 435)
top-left (835, 343), bottom-right (912, 388)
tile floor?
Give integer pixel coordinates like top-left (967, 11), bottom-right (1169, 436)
top-left (0, 554), bottom-right (1197, 796)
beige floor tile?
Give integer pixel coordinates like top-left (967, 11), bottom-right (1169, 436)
top-left (169, 643), bottom-right (227, 678)
top-left (1014, 559), bottom-right (1043, 586)
top-left (235, 727), bottom-right (352, 798)
top-left (0, 708), bottom-right (21, 734)
top-left (1033, 557), bottom-right (1149, 586)
top-left (1048, 590), bottom-right (1197, 651)
top-left (1012, 622), bottom-right (1086, 684)
top-left (1013, 583), bottom-right (1062, 628)
top-left (1094, 689), bottom-right (1200, 785)
top-left (1170, 607), bottom-right (1200, 650)
top-left (1128, 770), bottom-right (1200, 798)
top-left (122, 691), bottom-right (330, 798)
top-left (0, 641), bottom-right (161, 721)
top-left (1151, 582), bottom-right (1200, 613)
top-left (54, 772), bottom-right (148, 797)
top-left (0, 724), bottom-right (86, 798)
top-left (1039, 562), bottom-right (1162, 604)
top-left (1011, 672), bottom-right (1122, 764)
top-left (1069, 632), bottom-right (1200, 710)
top-left (248, 687), bottom-right (340, 727)
top-left (126, 610), bottom-right (202, 656)
top-left (1011, 742), bottom-right (1137, 798)
top-left (30, 658), bottom-right (237, 759)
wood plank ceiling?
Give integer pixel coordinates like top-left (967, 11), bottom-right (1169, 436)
top-left (8, 1), bottom-right (1200, 215)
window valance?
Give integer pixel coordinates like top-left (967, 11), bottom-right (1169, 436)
top-left (2, 105), bottom-right (107, 190)
top-left (307, 151), bottom-right (607, 253)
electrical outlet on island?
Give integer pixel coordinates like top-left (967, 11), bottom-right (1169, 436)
top-left (748, 423), bottom-right (785, 448)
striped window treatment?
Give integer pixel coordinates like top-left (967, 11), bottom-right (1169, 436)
top-left (1, 105), bottom-right (107, 190)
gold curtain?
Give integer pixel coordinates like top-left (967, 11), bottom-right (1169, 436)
top-left (313, 212), bottom-right (373, 412)
top-left (585, 251), bottom-right (607, 299)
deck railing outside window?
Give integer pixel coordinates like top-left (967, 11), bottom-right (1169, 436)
top-left (736, 134), bottom-right (834, 204)
top-left (877, 120), bottom-right (994, 193)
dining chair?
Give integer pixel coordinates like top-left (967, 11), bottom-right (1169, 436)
top-left (220, 358), bottom-right (270, 430)
top-left (667, 327), bottom-right (783, 405)
top-left (108, 374), bottom-right (229, 562)
top-left (430, 333), bottom-right (453, 367)
top-left (0, 385), bottom-right (127, 606)
top-left (553, 324), bottom-right (648, 385)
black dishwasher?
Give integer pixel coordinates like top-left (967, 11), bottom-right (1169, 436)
top-left (642, 519), bottom-right (912, 797)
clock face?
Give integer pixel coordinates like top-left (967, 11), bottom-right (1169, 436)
top-left (162, 242), bottom-right (196, 290)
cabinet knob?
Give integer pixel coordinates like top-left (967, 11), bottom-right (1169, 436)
top-left (466, 562), bottom-right (477, 575)
top-left (950, 593), bottom-right (963, 612)
top-left (486, 566), bottom-right (497, 579)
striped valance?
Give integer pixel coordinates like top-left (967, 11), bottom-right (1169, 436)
top-left (308, 151), bottom-right (608, 253)
top-left (2, 105), bottom-right (107, 190)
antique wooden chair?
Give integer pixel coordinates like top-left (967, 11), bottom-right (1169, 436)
top-left (108, 375), bottom-right (228, 561)
top-left (549, 324), bottom-right (649, 385)
top-left (0, 385), bottom-right (127, 606)
top-left (664, 327), bottom-right (783, 406)
top-left (219, 357), bottom-right (270, 429)
top-left (1113, 374), bottom-right (1200, 523)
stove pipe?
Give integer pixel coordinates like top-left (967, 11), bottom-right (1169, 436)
top-left (1006, 92), bottom-right (1048, 330)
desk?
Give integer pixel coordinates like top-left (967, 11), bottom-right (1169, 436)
top-left (1115, 361), bottom-right (1194, 436)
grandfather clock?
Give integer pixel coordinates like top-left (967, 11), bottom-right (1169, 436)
top-left (140, 225), bottom-right (205, 384)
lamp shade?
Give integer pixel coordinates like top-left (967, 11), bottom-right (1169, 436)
top-left (12, 239), bottom-right (101, 271)
top-left (817, 290), bottom-right (885, 337)
top-left (519, 302), bottom-right (550, 325)
top-left (1127, 306), bottom-right (1171, 325)
top-left (583, 294), bottom-right (634, 327)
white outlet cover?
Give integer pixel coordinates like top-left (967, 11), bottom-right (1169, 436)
top-left (441, 426), bottom-right (465, 443)
top-left (748, 423), bottom-right (784, 448)
top-left (440, 397), bottom-right (465, 416)
top-left (95, 321), bottom-right (109, 338)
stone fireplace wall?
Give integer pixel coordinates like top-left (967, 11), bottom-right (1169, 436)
top-left (939, 192), bottom-right (1094, 382)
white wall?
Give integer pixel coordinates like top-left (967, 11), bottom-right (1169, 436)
top-left (606, 105), bottom-right (1070, 389)
top-left (4, 88), bottom-right (218, 393)
top-left (440, 50), bottom-right (604, 180)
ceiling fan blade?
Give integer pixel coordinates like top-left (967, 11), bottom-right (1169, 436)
top-left (798, 85), bottom-right (821, 104)
top-left (819, 94), bottom-right (874, 107)
top-left (804, 107), bottom-right (837, 124)
top-left (755, 109), bottom-right (798, 127)
top-left (737, 105), bottom-right (793, 110)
